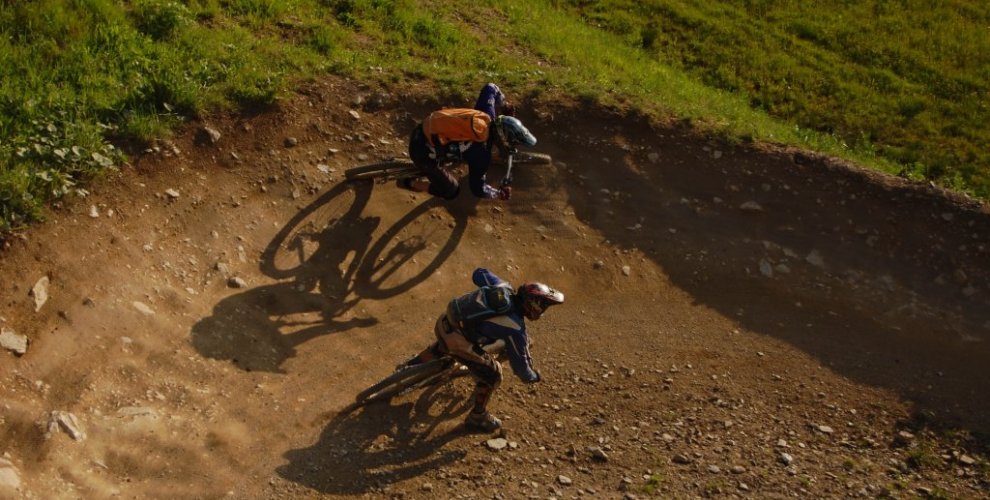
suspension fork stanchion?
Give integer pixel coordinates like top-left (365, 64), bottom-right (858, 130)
top-left (501, 152), bottom-right (514, 187)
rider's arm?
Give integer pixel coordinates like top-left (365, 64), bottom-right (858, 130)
top-left (474, 83), bottom-right (505, 120)
top-left (477, 316), bottom-right (540, 383)
top-left (504, 326), bottom-right (540, 383)
top-left (465, 144), bottom-right (501, 199)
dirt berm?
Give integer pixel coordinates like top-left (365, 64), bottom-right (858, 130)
top-left (1, 77), bottom-right (988, 498)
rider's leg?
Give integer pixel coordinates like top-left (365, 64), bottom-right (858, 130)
top-left (463, 352), bottom-right (503, 413)
top-left (397, 340), bottom-right (443, 370)
top-left (433, 322), bottom-right (504, 431)
top-left (409, 126), bottom-right (457, 197)
top-left (403, 126), bottom-right (432, 193)
top-left (461, 353), bottom-right (503, 432)
top-left (464, 142), bottom-right (494, 198)
top-left (397, 315), bottom-right (451, 370)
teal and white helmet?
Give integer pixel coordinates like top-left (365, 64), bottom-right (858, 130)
top-left (495, 115), bottom-right (537, 147)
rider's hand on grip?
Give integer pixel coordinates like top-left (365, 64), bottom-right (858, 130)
top-left (497, 185), bottom-right (512, 200)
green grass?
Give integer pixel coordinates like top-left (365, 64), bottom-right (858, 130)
top-left (558, 0), bottom-right (990, 196)
top-left (2, 0), bottom-right (988, 231)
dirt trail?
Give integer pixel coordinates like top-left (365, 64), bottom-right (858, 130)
top-left (1, 77), bottom-right (988, 499)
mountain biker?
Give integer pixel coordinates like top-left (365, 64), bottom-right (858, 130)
top-left (397, 267), bottom-right (564, 432)
top-left (399, 83), bottom-right (537, 201)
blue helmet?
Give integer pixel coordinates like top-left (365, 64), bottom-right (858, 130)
top-left (496, 115), bottom-right (537, 147)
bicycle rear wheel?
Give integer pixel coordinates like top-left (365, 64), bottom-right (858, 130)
top-left (345, 160), bottom-right (420, 181)
top-left (353, 359), bottom-right (450, 407)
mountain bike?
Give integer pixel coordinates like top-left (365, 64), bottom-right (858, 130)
top-left (344, 148), bottom-right (551, 187)
top-left (349, 339), bottom-right (505, 409)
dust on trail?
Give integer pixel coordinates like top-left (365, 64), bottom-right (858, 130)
top-left (1, 77), bottom-right (988, 498)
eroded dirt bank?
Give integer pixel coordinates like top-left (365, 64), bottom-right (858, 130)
top-left (1, 77), bottom-right (988, 498)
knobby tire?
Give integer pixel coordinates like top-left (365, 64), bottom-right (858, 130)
top-left (506, 151), bottom-right (552, 166)
top-left (353, 359), bottom-right (448, 407)
top-left (350, 340), bottom-right (503, 409)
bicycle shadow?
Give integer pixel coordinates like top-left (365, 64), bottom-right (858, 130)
top-left (277, 386), bottom-right (474, 494)
top-left (190, 181), bottom-right (470, 373)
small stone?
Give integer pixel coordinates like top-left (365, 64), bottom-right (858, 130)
top-left (805, 250), bottom-right (825, 268)
top-left (739, 201), bottom-right (763, 212)
top-left (621, 265), bottom-right (631, 276)
top-left (816, 424), bottom-right (835, 434)
top-left (202, 126), bottom-right (221, 144)
top-left (730, 465), bottom-right (746, 474)
top-left (284, 137), bottom-right (298, 147)
top-left (958, 455), bottom-right (976, 466)
top-left (759, 259), bottom-right (773, 277)
top-left (707, 465), bottom-right (720, 474)
top-left (89, 205), bottom-right (100, 218)
top-left (0, 328), bottom-right (28, 355)
top-left (48, 411), bottom-right (86, 441)
top-left (132, 302), bottom-right (155, 316)
top-left (485, 438), bottom-right (508, 450)
top-left (227, 277), bottom-right (248, 289)
top-left (118, 407), bottom-right (159, 418)
top-left (31, 276), bottom-right (50, 312)
top-left (558, 475), bottom-right (572, 486)
top-left (672, 454), bottom-right (692, 464)
top-left (647, 152), bottom-right (659, 163)
top-left (348, 110), bottom-right (361, 119)
top-left (593, 260), bottom-right (605, 270)
top-left (780, 452), bottom-right (794, 465)
top-left (164, 188), bottom-right (180, 199)
top-left (420, 483), bottom-right (433, 491)
top-left (588, 447), bottom-right (609, 462)
top-left (0, 458), bottom-right (21, 491)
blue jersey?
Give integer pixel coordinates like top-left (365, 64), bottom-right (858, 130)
top-left (469, 268), bottom-right (539, 383)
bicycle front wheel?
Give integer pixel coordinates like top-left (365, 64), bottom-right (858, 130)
top-left (353, 359), bottom-right (449, 407)
top-left (345, 160), bottom-right (420, 181)
top-left (508, 152), bottom-right (552, 166)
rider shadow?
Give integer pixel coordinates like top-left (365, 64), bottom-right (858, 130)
top-left (277, 386), bottom-right (475, 494)
top-left (191, 181), bottom-right (470, 373)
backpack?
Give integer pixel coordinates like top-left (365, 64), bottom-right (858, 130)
top-left (446, 284), bottom-right (514, 335)
top-left (422, 108), bottom-right (492, 147)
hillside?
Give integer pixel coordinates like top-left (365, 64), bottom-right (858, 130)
top-left (0, 77), bottom-right (988, 498)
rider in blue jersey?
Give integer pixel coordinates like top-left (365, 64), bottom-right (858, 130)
top-left (399, 267), bottom-right (564, 432)
top-left (401, 83), bottom-right (537, 201)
